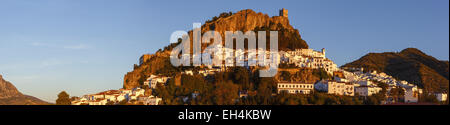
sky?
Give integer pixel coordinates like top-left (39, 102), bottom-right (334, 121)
top-left (0, 0), bottom-right (448, 102)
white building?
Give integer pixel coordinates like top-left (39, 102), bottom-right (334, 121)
top-left (87, 94), bottom-right (105, 101)
top-left (357, 80), bottom-right (375, 86)
top-left (143, 75), bottom-right (171, 89)
top-left (116, 94), bottom-right (127, 102)
top-left (132, 88), bottom-right (145, 97)
top-left (403, 86), bottom-right (421, 103)
top-left (182, 70), bottom-right (194, 75)
top-left (279, 48), bottom-right (339, 75)
top-left (140, 95), bottom-right (162, 105)
top-left (277, 82), bottom-right (314, 94)
top-left (120, 89), bottom-right (132, 95)
top-left (88, 99), bottom-right (108, 105)
top-left (315, 80), bottom-right (355, 96)
top-left (355, 86), bottom-right (382, 96)
top-left (435, 93), bottom-right (448, 102)
top-left (71, 87), bottom-right (164, 105)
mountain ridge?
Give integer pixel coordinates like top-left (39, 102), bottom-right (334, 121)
top-left (342, 48), bottom-right (449, 93)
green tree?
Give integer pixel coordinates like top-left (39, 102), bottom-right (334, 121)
top-left (419, 93), bottom-right (439, 103)
top-left (56, 91), bottom-right (71, 105)
top-left (118, 99), bottom-right (128, 105)
top-left (213, 81), bottom-right (239, 105)
top-left (280, 71), bottom-right (291, 81)
top-left (364, 96), bottom-right (380, 105)
top-left (313, 68), bottom-right (331, 80)
top-left (106, 101), bottom-right (116, 105)
top-left (390, 88), bottom-right (405, 102)
top-left (233, 67), bottom-right (250, 90)
top-left (256, 77), bottom-right (275, 105)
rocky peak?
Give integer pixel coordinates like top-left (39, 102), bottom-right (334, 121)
top-left (201, 9), bottom-right (294, 33)
top-left (187, 9), bottom-right (308, 51)
top-left (0, 74), bottom-right (23, 98)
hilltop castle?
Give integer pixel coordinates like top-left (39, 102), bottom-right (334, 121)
top-left (279, 8), bottom-right (288, 17)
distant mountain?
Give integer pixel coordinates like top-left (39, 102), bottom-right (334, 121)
top-left (0, 75), bottom-right (50, 105)
top-left (124, 9), bottom-right (309, 89)
top-left (342, 48), bottom-right (449, 93)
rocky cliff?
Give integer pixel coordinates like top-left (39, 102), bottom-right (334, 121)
top-left (342, 48), bottom-right (449, 93)
top-left (198, 9), bottom-right (308, 51)
top-left (0, 75), bottom-right (49, 105)
top-left (124, 51), bottom-right (175, 89)
top-left (0, 75), bottom-right (22, 98)
top-left (123, 9), bottom-right (310, 89)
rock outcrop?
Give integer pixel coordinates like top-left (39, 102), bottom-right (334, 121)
top-left (0, 75), bottom-right (22, 98)
top-left (0, 74), bottom-right (49, 105)
top-left (198, 9), bottom-right (308, 51)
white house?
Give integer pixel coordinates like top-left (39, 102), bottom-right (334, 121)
top-left (315, 80), bottom-right (355, 96)
top-left (88, 99), bottom-right (108, 105)
top-left (355, 86), bottom-right (382, 96)
top-left (403, 86), bottom-right (421, 103)
top-left (120, 89), bottom-right (132, 94)
top-left (132, 88), bottom-right (145, 97)
top-left (116, 94), bottom-right (127, 102)
top-left (357, 80), bottom-right (375, 86)
top-left (143, 95), bottom-right (162, 105)
top-left (87, 94), bottom-right (105, 101)
top-left (279, 48), bottom-right (339, 75)
top-left (435, 93), bottom-right (448, 102)
top-left (143, 75), bottom-right (171, 89)
top-left (182, 70), bottom-right (194, 75)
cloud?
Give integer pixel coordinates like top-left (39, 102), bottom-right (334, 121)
top-left (63, 44), bottom-right (91, 50)
top-left (31, 42), bottom-right (43, 46)
top-left (40, 59), bottom-right (63, 68)
top-left (79, 60), bottom-right (90, 64)
top-left (30, 42), bottom-right (52, 47)
top-left (22, 75), bottom-right (40, 80)
top-left (30, 42), bottom-right (92, 50)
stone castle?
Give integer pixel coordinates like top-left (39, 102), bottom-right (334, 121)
top-left (279, 8), bottom-right (288, 17)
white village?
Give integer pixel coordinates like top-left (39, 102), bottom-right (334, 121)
top-left (68, 9), bottom-right (447, 105)
top-left (71, 46), bottom-right (447, 105)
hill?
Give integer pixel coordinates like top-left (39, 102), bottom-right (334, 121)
top-left (0, 75), bottom-right (50, 105)
top-left (342, 48), bottom-right (449, 93)
top-left (124, 9), bottom-right (310, 89)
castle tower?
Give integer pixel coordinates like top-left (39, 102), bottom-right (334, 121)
top-left (139, 54), bottom-right (152, 66)
top-left (322, 48), bottom-right (326, 57)
top-left (279, 8), bottom-right (288, 17)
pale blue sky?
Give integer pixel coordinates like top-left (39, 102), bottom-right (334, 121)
top-left (0, 0), bottom-right (448, 102)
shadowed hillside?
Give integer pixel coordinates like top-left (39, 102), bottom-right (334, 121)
top-left (342, 48), bottom-right (449, 93)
